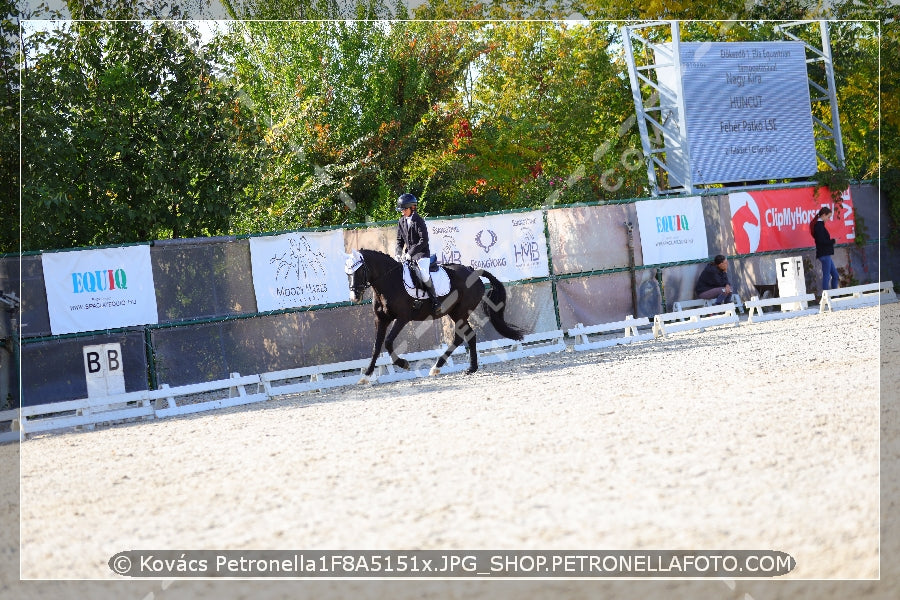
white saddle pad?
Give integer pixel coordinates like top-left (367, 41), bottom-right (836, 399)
top-left (401, 264), bottom-right (451, 299)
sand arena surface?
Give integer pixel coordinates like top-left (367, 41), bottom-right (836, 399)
top-left (1, 302), bottom-right (897, 600)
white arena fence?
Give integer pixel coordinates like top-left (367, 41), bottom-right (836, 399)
top-left (0, 183), bottom-right (889, 440)
top-left (3, 284), bottom-right (895, 439)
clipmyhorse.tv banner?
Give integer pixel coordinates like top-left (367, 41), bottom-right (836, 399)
top-left (42, 245), bottom-right (159, 335)
top-left (729, 187), bottom-right (855, 254)
top-left (249, 230), bottom-right (349, 312)
top-left (635, 196), bottom-right (710, 265)
top-left (428, 211), bottom-right (549, 282)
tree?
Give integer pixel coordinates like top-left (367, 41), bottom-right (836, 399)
top-left (220, 0), bottom-right (350, 19)
top-left (828, 0), bottom-right (899, 243)
top-left (21, 19), bottom-right (266, 250)
top-left (65, 0), bottom-right (214, 19)
top-left (569, 0), bottom-right (751, 20)
top-left (219, 17), bottom-right (485, 228)
top-left (0, 0), bottom-right (20, 254)
top-left (406, 21), bottom-right (644, 213)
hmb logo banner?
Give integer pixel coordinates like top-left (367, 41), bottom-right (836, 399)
top-left (42, 245), bottom-right (159, 335)
top-left (429, 211), bottom-right (549, 282)
top-left (635, 196), bottom-right (710, 265)
top-left (249, 230), bottom-right (350, 312)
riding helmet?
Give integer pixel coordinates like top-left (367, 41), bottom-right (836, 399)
top-left (396, 193), bottom-right (418, 212)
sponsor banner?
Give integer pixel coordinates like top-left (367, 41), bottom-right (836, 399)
top-left (42, 245), bottom-right (159, 335)
top-left (635, 196), bottom-right (710, 265)
top-left (428, 211), bottom-right (549, 282)
top-left (729, 187), bottom-right (855, 254)
top-left (249, 230), bottom-right (349, 311)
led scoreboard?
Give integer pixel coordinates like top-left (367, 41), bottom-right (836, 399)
top-left (654, 41), bottom-right (817, 185)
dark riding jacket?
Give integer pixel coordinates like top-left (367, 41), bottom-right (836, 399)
top-left (396, 212), bottom-right (431, 261)
top-left (812, 219), bottom-right (835, 258)
top-left (695, 262), bottom-right (730, 296)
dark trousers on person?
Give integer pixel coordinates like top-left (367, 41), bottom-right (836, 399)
top-left (697, 287), bottom-right (729, 305)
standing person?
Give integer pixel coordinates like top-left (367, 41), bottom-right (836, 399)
top-left (395, 193), bottom-right (441, 314)
top-left (811, 206), bottom-right (839, 291)
top-left (695, 254), bottom-right (733, 305)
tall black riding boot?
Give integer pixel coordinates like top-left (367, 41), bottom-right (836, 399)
top-left (422, 277), bottom-right (441, 314)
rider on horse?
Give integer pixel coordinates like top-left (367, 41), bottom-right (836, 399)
top-left (395, 193), bottom-right (441, 314)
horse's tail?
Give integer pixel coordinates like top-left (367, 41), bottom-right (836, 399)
top-left (476, 269), bottom-right (525, 341)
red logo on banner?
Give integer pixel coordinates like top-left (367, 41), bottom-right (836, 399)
top-left (729, 187), bottom-right (854, 254)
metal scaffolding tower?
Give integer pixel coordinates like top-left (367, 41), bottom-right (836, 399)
top-left (622, 20), bottom-right (845, 197)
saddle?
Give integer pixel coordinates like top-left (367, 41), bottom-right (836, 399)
top-left (407, 255), bottom-right (438, 284)
top-left (401, 258), bottom-right (451, 300)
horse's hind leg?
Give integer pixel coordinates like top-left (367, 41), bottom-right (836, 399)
top-left (459, 320), bottom-right (478, 374)
top-left (384, 319), bottom-right (410, 370)
top-left (431, 318), bottom-right (475, 375)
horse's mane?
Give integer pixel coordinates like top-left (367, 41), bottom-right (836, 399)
top-left (358, 248), bottom-right (394, 265)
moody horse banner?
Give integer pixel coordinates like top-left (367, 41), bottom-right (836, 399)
top-left (249, 230), bottom-right (350, 311)
top-left (729, 187), bottom-right (855, 254)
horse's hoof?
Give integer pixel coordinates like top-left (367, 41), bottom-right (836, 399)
top-left (358, 376), bottom-right (371, 385)
top-left (429, 367), bottom-right (441, 376)
top-left (395, 359), bottom-right (410, 370)
top-left (466, 367), bottom-right (478, 375)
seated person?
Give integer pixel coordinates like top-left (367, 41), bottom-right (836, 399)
top-left (695, 254), bottom-right (734, 305)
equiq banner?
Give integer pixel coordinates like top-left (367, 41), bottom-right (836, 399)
top-left (634, 196), bottom-right (711, 265)
top-left (729, 187), bottom-right (855, 254)
top-left (428, 211), bottom-right (549, 282)
top-left (42, 245), bottom-right (159, 335)
top-left (249, 230), bottom-right (350, 311)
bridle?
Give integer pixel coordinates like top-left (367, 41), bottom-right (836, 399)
top-left (346, 252), bottom-right (403, 298)
top-left (346, 253), bottom-right (370, 297)
top-left (348, 261), bottom-right (371, 296)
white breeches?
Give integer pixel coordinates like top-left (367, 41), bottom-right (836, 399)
top-left (416, 257), bottom-right (432, 282)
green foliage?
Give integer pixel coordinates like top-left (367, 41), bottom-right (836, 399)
top-left (0, 0), bottom-right (21, 253)
top-left (66, 0), bottom-right (196, 19)
top-left (569, 0), bottom-right (752, 20)
top-left (21, 20), bottom-right (266, 250)
top-left (812, 167), bottom-right (852, 205)
top-left (219, 0), bottom-right (393, 19)
top-left (406, 21), bottom-right (643, 215)
top-left (884, 167), bottom-right (900, 247)
top-left (220, 19), bottom-right (485, 227)
top-left (8, 0), bottom-right (889, 254)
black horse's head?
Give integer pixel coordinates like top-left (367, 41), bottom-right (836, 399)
top-left (344, 250), bottom-right (368, 303)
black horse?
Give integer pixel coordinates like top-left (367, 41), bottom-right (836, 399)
top-left (345, 249), bottom-right (524, 381)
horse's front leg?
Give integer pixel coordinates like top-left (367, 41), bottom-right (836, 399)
top-left (361, 316), bottom-right (390, 383)
top-left (384, 319), bottom-right (411, 370)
